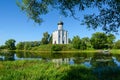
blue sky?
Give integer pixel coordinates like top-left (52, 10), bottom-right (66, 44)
top-left (0, 0), bottom-right (119, 45)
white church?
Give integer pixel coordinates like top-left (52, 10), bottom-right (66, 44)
top-left (52, 21), bottom-right (68, 44)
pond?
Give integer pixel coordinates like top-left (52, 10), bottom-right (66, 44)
top-left (0, 51), bottom-right (120, 68)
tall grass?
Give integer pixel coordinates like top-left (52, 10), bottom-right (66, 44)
top-left (0, 60), bottom-right (120, 80)
top-left (0, 60), bottom-right (93, 80)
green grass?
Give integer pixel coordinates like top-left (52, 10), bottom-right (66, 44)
top-left (4, 44), bottom-right (119, 53)
top-left (0, 60), bottom-right (94, 80)
top-left (0, 60), bottom-right (120, 80)
top-left (0, 60), bottom-right (66, 80)
top-left (110, 49), bottom-right (120, 54)
top-left (28, 44), bottom-right (98, 53)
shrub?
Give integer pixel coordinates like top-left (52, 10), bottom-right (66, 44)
top-left (51, 45), bottom-right (63, 51)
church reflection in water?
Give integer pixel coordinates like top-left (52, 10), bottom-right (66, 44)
top-left (0, 51), bottom-right (120, 68)
top-left (52, 58), bottom-right (74, 67)
top-left (51, 53), bottom-right (120, 68)
top-left (52, 57), bottom-right (92, 67)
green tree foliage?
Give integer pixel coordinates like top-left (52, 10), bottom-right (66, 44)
top-left (83, 0), bottom-right (120, 33)
top-left (17, 0), bottom-right (120, 33)
top-left (68, 38), bottom-right (72, 44)
top-left (31, 41), bottom-right (40, 47)
top-left (0, 45), bottom-right (7, 49)
top-left (114, 40), bottom-right (120, 49)
top-left (15, 32), bottom-right (116, 50)
top-left (16, 41), bottom-right (40, 50)
top-left (51, 44), bottom-right (72, 51)
top-left (81, 37), bottom-right (93, 50)
top-left (72, 36), bottom-right (81, 49)
top-left (91, 32), bottom-right (107, 49)
top-left (16, 42), bottom-right (25, 50)
top-left (49, 35), bottom-right (52, 44)
top-left (41, 32), bottom-right (50, 44)
top-left (91, 32), bottom-right (115, 49)
top-left (80, 40), bottom-right (87, 50)
top-left (24, 42), bottom-right (32, 50)
top-left (5, 39), bottom-right (16, 50)
top-left (51, 44), bottom-right (63, 51)
top-left (107, 34), bottom-right (116, 49)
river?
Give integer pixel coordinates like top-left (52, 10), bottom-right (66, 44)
top-left (0, 51), bottom-right (120, 68)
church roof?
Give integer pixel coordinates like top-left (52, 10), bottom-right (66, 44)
top-left (57, 21), bottom-right (64, 25)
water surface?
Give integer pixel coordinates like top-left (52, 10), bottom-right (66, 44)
top-left (0, 51), bottom-right (120, 68)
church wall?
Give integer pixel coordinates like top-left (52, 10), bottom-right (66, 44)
top-left (63, 31), bottom-right (68, 44)
top-left (52, 31), bottom-right (58, 44)
top-left (60, 30), bottom-right (63, 44)
top-left (52, 21), bottom-right (68, 44)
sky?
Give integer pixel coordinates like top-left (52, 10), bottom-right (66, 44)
top-left (0, 0), bottom-right (119, 45)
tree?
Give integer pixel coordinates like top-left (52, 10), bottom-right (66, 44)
top-left (0, 45), bottom-right (7, 49)
top-left (68, 38), bottom-right (72, 44)
top-left (16, 41), bottom-right (40, 50)
top-left (82, 0), bottom-right (120, 33)
top-left (32, 41), bottom-right (40, 46)
top-left (24, 42), bottom-right (32, 50)
top-left (81, 37), bottom-right (93, 50)
top-left (17, 0), bottom-right (120, 33)
top-left (49, 35), bottom-right (52, 44)
top-left (91, 32), bottom-right (107, 49)
top-left (16, 42), bottom-right (25, 50)
top-left (106, 34), bottom-right (116, 49)
top-left (80, 39), bottom-right (87, 50)
top-left (72, 36), bottom-right (81, 49)
top-left (41, 32), bottom-right (50, 44)
top-left (5, 39), bottom-right (16, 50)
top-left (114, 40), bottom-right (120, 49)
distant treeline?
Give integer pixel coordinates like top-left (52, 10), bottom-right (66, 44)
top-left (0, 32), bottom-right (120, 51)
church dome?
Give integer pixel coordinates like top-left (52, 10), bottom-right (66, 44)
top-left (57, 21), bottom-right (64, 25)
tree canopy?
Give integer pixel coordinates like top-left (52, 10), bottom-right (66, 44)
top-left (5, 39), bottom-right (16, 50)
top-left (41, 32), bottom-right (50, 44)
top-left (114, 40), bottom-right (120, 49)
top-left (17, 0), bottom-right (120, 33)
top-left (72, 36), bottom-right (81, 49)
top-left (91, 32), bottom-right (115, 49)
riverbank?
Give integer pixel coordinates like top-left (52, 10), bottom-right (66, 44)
top-left (0, 60), bottom-right (93, 80)
top-left (110, 49), bottom-right (120, 54)
top-left (1, 44), bottom-right (120, 54)
top-left (1, 49), bottom-right (120, 54)
top-left (11, 49), bottom-right (120, 54)
top-left (23, 44), bottom-right (120, 54)
top-left (0, 60), bottom-right (120, 80)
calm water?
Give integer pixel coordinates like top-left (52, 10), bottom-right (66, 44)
top-left (0, 51), bottom-right (120, 68)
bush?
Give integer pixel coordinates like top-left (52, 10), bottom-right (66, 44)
top-left (51, 45), bottom-right (63, 51)
top-left (51, 44), bottom-right (73, 51)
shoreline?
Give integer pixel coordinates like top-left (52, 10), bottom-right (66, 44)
top-left (0, 49), bottom-right (120, 54)
top-left (15, 49), bottom-right (120, 53)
